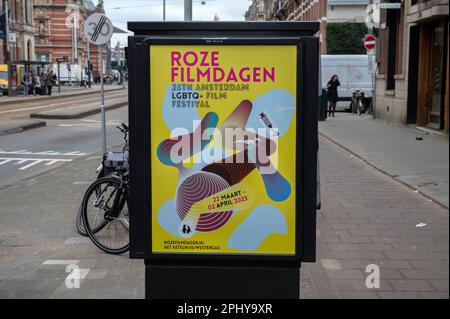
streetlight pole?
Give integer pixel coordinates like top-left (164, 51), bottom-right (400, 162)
top-left (100, 45), bottom-right (106, 154)
top-left (368, 0), bottom-right (376, 118)
top-left (184, 0), bottom-right (192, 21)
top-left (5, 0), bottom-right (12, 96)
top-left (163, 0), bottom-right (166, 21)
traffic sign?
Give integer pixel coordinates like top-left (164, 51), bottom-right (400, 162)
top-left (84, 13), bottom-right (113, 45)
top-left (56, 57), bottom-right (68, 63)
top-left (364, 35), bottom-right (377, 50)
top-left (8, 32), bottom-right (17, 43)
top-left (377, 3), bottom-right (401, 9)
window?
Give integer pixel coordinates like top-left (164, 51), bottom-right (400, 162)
top-left (386, 8), bottom-right (401, 90)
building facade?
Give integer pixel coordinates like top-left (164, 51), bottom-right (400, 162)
top-left (245, 0), bottom-right (328, 52)
top-left (376, 0), bottom-right (449, 133)
top-left (33, 0), bottom-right (106, 77)
top-left (245, 0), bottom-right (370, 53)
top-left (327, 0), bottom-right (369, 23)
top-left (111, 41), bottom-right (125, 71)
top-left (0, 0), bottom-right (36, 64)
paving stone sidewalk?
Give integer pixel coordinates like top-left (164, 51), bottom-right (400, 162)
top-left (0, 135), bottom-right (448, 299)
top-left (319, 113), bottom-right (449, 208)
top-left (301, 137), bottom-right (448, 299)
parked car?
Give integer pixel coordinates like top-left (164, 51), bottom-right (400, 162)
top-left (321, 55), bottom-right (373, 111)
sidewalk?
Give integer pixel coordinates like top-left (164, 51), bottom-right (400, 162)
top-left (0, 84), bottom-right (125, 106)
top-left (319, 113), bottom-right (449, 208)
top-left (0, 151), bottom-right (145, 299)
top-left (301, 136), bottom-right (448, 299)
top-left (0, 85), bottom-right (127, 136)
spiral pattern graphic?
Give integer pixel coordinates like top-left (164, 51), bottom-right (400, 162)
top-left (176, 172), bottom-right (233, 232)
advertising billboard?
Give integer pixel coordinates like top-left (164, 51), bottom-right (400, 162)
top-left (150, 45), bottom-right (298, 256)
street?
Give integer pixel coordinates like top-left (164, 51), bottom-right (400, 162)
top-left (0, 0), bottom-right (447, 307)
top-left (0, 89), bottom-right (127, 187)
top-left (0, 103), bottom-right (448, 298)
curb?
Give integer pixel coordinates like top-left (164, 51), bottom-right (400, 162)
top-left (0, 120), bottom-right (47, 136)
top-left (0, 87), bottom-right (125, 107)
top-left (320, 132), bottom-right (449, 210)
top-left (30, 101), bottom-right (128, 120)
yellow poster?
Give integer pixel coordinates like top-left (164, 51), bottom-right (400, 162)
top-left (150, 45), bottom-right (297, 255)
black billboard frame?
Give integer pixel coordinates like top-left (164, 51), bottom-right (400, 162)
top-left (128, 35), bottom-right (318, 268)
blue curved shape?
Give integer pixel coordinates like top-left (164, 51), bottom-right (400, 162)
top-left (227, 205), bottom-right (288, 251)
top-left (162, 84), bottom-right (200, 130)
top-left (246, 89), bottom-right (295, 138)
top-left (157, 199), bottom-right (181, 237)
top-left (259, 170), bottom-right (291, 202)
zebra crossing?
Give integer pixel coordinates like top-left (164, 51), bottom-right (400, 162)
top-left (0, 149), bottom-right (87, 171)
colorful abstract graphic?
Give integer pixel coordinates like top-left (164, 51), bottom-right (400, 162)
top-left (151, 44), bottom-right (297, 254)
top-left (156, 95), bottom-right (293, 240)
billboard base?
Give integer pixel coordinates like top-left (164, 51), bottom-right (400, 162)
top-left (145, 263), bottom-right (300, 299)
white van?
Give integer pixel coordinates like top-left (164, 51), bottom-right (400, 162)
top-left (321, 55), bottom-right (373, 110)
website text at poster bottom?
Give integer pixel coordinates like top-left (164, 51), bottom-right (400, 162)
top-left (163, 240), bottom-right (220, 251)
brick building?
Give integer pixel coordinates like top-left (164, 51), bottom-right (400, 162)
top-left (376, 0), bottom-right (448, 133)
top-left (0, 0), bottom-right (35, 64)
top-left (33, 0), bottom-right (107, 77)
top-left (246, 0), bottom-right (328, 52)
top-left (245, 0), bottom-right (370, 53)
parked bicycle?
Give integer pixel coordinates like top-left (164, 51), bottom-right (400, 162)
top-left (350, 90), bottom-right (368, 115)
top-left (81, 167), bottom-right (129, 254)
top-left (76, 123), bottom-right (129, 254)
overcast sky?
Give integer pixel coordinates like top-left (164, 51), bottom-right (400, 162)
top-left (97, 0), bottom-right (251, 47)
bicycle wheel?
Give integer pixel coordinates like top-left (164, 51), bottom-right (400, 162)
top-left (75, 168), bottom-right (106, 237)
top-left (82, 177), bottom-right (129, 254)
top-left (76, 204), bottom-right (88, 236)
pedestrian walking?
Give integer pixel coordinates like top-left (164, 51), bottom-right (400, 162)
top-left (326, 74), bottom-right (340, 117)
top-left (44, 72), bottom-right (53, 96)
top-left (39, 73), bottom-right (46, 95)
top-left (51, 71), bottom-right (57, 94)
top-left (33, 73), bottom-right (41, 96)
top-left (22, 75), bottom-right (28, 96)
top-left (25, 73), bottom-right (33, 96)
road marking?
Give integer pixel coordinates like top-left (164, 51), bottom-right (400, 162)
top-left (0, 159), bottom-right (12, 166)
top-left (57, 122), bottom-right (121, 128)
top-left (43, 260), bottom-right (79, 265)
top-left (321, 259), bottom-right (342, 270)
top-left (19, 160), bottom-right (44, 170)
top-left (58, 124), bottom-right (102, 128)
top-left (0, 157), bottom-right (72, 170)
top-left (73, 181), bottom-right (91, 185)
top-left (63, 237), bottom-right (92, 244)
top-left (0, 92), bottom-right (125, 115)
top-left (0, 149), bottom-right (86, 156)
top-left (82, 119), bottom-right (122, 125)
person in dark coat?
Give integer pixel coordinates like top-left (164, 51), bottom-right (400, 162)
top-left (326, 74), bottom-right (340, 117)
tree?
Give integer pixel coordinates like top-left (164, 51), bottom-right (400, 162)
top-left (326, 23), bottom-right (379, 54)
